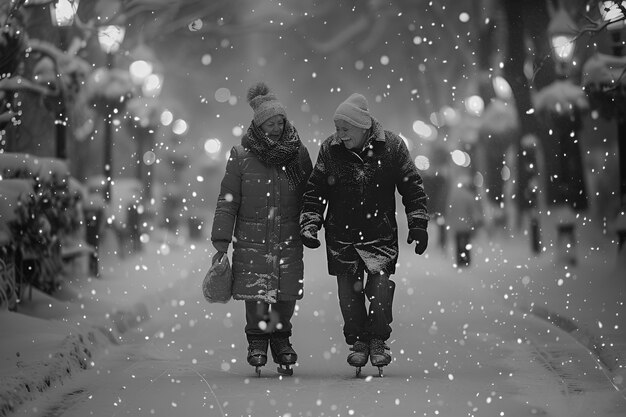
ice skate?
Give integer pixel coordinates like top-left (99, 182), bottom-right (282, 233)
top-left (347, 340), bottom-right (369, 377)
top-left (369, 339), bottom-right (391, 377)
top-left (247, 337), bottom-right (269, 377)
top-left (270, 334), bottom-right (297, 376)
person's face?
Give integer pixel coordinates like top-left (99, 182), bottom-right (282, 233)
top-left (260, 115), bottom-right (285, 141)
top-left (334, 119), bottom-right (368, 150)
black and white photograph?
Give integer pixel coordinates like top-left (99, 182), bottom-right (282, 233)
top-left (1, 0), bottom-right (625, 416)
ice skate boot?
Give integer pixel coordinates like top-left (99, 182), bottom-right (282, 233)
top-left (347, 340), bottom-right (369, 377)
top-left (270, 333), bottom-right (297, 376)
top-left (369, 339), bottom-right (391, 377)
top-left (247, 336), bottom-right (269, 377)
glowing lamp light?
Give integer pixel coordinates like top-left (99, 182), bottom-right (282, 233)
top-left (97, 25), bottom-right (126, 54)
top-left (552, 35), bottom-right (576, 62)
top-left (465, 95), bottom-right (485, 117)
top-left (129, 60), bottom-right (153, 85)
top-left (412, 120), bottom-right (435, 140)
top-left (142, 73), bottom-right (163, 97)
top-left (172, 119), bottom-right (188, 135)
top-left (160, 110), bottom-right (173, 126)
top-left (429, 111), bottom-right (445, 127)
top-left (547, 8), bottom-right (577, 65)
top-left (451, 150), bottom-right (471, 167)
top-left (204, 138), bottom-right (222, 154)
top-left (492, 76), bottom-right (513, 100)
top-left (414, 155), bottom-right (430, 171)
top-left (598, 0), bottom-right (626, 30)
top-left (50, 0), bottom-right (79, 27)
top-left (214, 87), bottom-right (231, 103)
top-left (441, 106), bottom-right (460, 125)
top-left (232, 125), bottom-right (244, 137)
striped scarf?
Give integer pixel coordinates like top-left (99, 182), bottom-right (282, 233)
top-left (243, 119), bottom-right (305, 189)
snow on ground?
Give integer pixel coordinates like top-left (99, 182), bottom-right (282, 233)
top-left (0, 227), bottom-right (211, 416)
top-left (0, 212), bottom-right (625, 416)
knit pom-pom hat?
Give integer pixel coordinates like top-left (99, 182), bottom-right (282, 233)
top-left (247, 82), bottom-right (287, 126)
top-left (333, 93), bottom-right (372, 129)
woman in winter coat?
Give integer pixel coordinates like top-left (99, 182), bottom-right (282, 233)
top-left (446, 175), bottom-right (483, 267)
top-left (300, 93), bottom-right (429, 375)
top-left (211, 82), bottom-right (313, 375)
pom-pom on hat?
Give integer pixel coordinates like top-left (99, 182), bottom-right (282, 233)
top-left (333, 93), bottom-right (372, 129)
top-left (247, 82), bottom-right (287, 126)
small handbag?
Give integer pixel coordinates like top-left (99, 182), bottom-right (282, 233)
top-left (202, 253), bottom-right (233, 303)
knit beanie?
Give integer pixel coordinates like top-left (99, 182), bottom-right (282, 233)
top-left (333, 93), bottom-right (372, 129)
top-left (247, 82), bottom-right (287, 126)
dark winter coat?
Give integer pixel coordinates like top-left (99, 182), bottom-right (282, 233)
top-left (446, 183), bottom-right (483, 234)
top-left (300, 118), bottom-right (429, 276)
top-left (211, 141), bottom-right (313, 303)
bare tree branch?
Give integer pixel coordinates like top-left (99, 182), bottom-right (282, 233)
top-left (603, 66), bottom-right (626, 92)
top-left (0, 75), bottom-right (52, 95)
top-left (579, 17), bottom-right (617, 35)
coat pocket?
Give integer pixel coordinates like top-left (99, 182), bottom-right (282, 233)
top-left (234, 217), bottom-right (266, 245)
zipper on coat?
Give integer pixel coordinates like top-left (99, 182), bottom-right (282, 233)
top-left (266, 168), bottom-right (281, 296)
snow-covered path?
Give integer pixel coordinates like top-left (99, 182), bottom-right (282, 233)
top-left (11, 241), bottom-right (625, 417)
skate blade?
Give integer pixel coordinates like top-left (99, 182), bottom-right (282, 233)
top-left (255, 366), bottom-right (262, 377)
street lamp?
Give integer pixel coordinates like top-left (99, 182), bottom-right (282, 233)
top-left (543, 6), bottom-right (590, 265)
top-left (128, 43), bottom-right (164, 99)
top-left (97, 25), bottom-right (125, 203)
top-left (49, 0), bottom-right (79, 160)
top-left (127, 96), bottom-right (161, 205)
top-left (548, 7), bottom-right (578, 78)
top-left (50, 0), bottom-right (79, 27)
top-left (127, 45), bottom-right (163, 217)
top-left (98, 25), bottom-right (126, 59)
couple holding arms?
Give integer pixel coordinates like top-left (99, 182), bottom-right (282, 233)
top-left (210, 82), bottom-right (429, 376)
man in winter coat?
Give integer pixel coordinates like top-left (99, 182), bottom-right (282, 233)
top-left (446, 175), bottom-right (483, 267)
top-left (300, 93), bottom-right (429, 374)
top-left (211, 82), bottom-right (313, 375)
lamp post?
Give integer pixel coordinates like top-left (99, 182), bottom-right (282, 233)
top-left (545, 6), bottom-right (589, 265)
top-left (548, 7), bottom-right (578, 79)
top-left (50, 0), bottom-right (79, 27)
top-left (128, 45), bottom-right (163, 213)
top-left (49, 0), bottom-right (80, 160)
top-left (138, 73), bottom-right (162, 208)
top-left (97, 25), bottom-right (126, 203)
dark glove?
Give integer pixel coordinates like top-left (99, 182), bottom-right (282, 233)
top-left (407, 228), bottom-right (428, 255)
top-left (212, 240), bottom-right (229, 254)
top-left (212, 251), bottom-right (226, 265)
top-left (301, 227), bottom-right (321, 249)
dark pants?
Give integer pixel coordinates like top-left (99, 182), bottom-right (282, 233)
top-left (245, 300), bottom-right (296, 337)
top-left (455, 231), bottom-right (472, 267)
top-left (336, 269), bottom-right (395, 345)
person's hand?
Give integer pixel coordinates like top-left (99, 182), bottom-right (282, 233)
top-left (407, 228), bottom-right (428, 255)
top-left (212, 251), bottom-right (226, 265)
top-left (212, 240), bottom-right (229, 253)
top-left (301, 227), bottom-right (321, 249)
